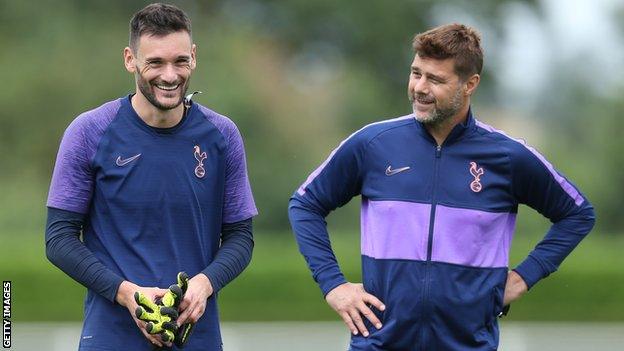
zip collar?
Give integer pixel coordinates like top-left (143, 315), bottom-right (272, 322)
top-left (413, 107), bottom-right (476, 146)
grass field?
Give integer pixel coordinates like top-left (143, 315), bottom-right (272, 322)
top-left (1, 227), bottom-right (623, 321)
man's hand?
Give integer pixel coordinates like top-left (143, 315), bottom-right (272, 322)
top-left (325, 282), bottom-right (385, 337)
top-left (134, 291), bottom-right (180, 343)
top-left (116, 281), bottom-right (169, 348)
top-left (177, 273), bottom-right (213, 326)
top-left (503, 270), bottom-right (528, 306)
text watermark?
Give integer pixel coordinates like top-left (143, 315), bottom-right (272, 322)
top-left (3, 281), bottom-right (10, 348)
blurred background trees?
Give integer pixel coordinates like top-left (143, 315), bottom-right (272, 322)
top-left (1, 0), bottom-right (623, 321)
top-left (1, 0), bottom-right (622, 233)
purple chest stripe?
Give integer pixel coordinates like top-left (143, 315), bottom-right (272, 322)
top-left (361, 199), bottom-right (430, 261)
top-left (431, 205), bottom-right (515, 268)
top-left (360, 200), bottom-right (515, 268)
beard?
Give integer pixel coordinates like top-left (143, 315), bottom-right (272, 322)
top-left (410, 86), bottom-right (464, 126)
top-left (136, 71), bottom-right (190, 111)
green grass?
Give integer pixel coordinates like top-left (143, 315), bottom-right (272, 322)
top-left (1, 230), bottom-right (622, 321)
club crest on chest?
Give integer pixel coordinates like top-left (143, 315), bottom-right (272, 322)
top-left (469, 161), bottom-right (484, 193)
top-left (194, 145), bottom-right (207, 178)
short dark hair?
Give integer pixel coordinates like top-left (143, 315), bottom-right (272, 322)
top-left (412, 23), bottom-right (483, 80)
top-left (129, 3), bottom-right (192, 51)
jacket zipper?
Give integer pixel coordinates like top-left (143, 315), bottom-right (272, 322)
top-left (420, 144), bottom-right (441, 351)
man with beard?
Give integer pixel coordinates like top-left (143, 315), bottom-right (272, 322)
top-left (289, 24), bottom-right (595, 350)
top-left (46, 3), bottom-right (257, 350)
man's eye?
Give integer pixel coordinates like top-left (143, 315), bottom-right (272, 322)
top-left (147, 61), bottom-right (162, 67)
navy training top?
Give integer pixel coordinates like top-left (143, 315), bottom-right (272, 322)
top-left (289, 109), bottom-right (595, 350)
top-left (47, 95), bottom-right (258, 351)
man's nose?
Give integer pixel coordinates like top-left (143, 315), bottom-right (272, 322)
top-left (160, 64), bottom-right (178, 82)
top-left (413, 76), bottom-right (429, 94)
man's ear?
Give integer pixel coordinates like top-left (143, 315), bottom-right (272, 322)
top-left (123, 47), bottom-right (136, 73)
top-left (464, 74), bottom-right (480, 96)
top-left (190, 44), bottom-right (197, 70)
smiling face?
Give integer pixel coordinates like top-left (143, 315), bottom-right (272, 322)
top-left (124, 31), bottom-right (196, 111)
top-left (407, 54), bottom-right (468, 126)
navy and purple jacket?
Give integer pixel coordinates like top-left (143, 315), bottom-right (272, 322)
top-left (47, 95), bottom-right (257, 351)
top-left (288, 109), bottom-right (595, 351)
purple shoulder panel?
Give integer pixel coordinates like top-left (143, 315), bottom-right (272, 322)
top-left (197, 105), bottom-right (258, 223)
top-left (475, 120), bottom-right (584, 206)
top-left (47, 99), bottom-right (121, 213)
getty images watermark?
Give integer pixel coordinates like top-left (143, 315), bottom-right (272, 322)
top-left (3, 281), bottom-right (10, 348)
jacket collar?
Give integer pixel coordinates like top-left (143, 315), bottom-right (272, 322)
top-left (414, 107), bottom-right (476, 146)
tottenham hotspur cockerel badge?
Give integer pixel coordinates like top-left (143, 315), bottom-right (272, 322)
top-left (194, 145), bottom-right (207, 178)
top-left (469, 161), bottom-right (484, 192)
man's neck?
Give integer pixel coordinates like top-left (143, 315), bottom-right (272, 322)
top-left (131, 93), bottom-right (184, 129)
top-left (424, 104), bottom-right (470, 146)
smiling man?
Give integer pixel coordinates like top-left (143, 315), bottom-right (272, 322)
top-left (289, 24), bottom-right (595, 350)
top-left (46, 3), bottom-right (257, 350)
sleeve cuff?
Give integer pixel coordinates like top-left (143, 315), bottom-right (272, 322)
top-left (107, 275), bottom-right (126, 303)
top-left (513, 255), bottom-right (549, 289)
top-left (201, 267), bottom-right (225, 294)
top-left (317, 269), bottom-right (348, 297)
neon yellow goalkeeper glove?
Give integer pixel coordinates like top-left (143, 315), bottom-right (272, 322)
top-left (170, 272), bottom-right (195, 348)
top-left (134, 272), bottom-right (188, 342)
top-left (175, 321), bottom-right (195, 348)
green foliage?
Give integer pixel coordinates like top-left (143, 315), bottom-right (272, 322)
top-left (0, 0), bottom-right (553, 232)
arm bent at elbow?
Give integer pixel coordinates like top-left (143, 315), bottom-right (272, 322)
top-left (45, 207), bottom-right (124, 302)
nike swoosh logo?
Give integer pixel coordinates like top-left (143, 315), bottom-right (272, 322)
top-left (116, 153), bottom-right (141, 166)
top-left (385, 165), bottom-right (410, 176)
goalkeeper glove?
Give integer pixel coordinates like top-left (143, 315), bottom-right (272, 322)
top-left (175, 322), bottom-right (195, 348)
top-left (170, 272), bottom-right (195, 348)
top-left (134, 291), bottom-right (179, 342)
top-left (135, 272), bottom-right (188, 343)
